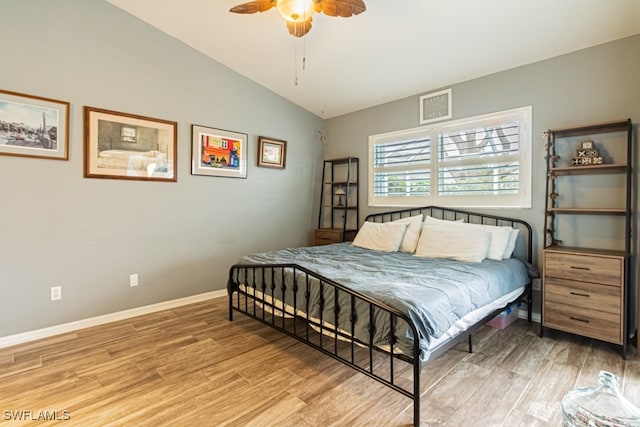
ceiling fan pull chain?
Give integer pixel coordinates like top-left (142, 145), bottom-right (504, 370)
top-left (302, 36), bottom-right (306, 71)
top-left (294, 41), bottom-right (299, 86)
top-left (293, 33), bottom-right (307, 86)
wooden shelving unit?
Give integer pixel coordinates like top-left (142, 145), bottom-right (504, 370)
top-left (541, 119), bottom-right (633, 357)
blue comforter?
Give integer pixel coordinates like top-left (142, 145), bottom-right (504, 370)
top-left (236, 243), bottom-right (530, 362)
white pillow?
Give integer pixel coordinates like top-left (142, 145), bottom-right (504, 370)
top-left (424, 215), bottom-right (465, 224)
top-left (423, 216), bottom-right (512, 261)
top-left (352, 221), bottom-right (409, 252)
top-left (502, 228), bottom-right (520, 259)
top-left (415, 221), bottom-right (491, 262)
top-left (390, 214), bottom-right (424, 253)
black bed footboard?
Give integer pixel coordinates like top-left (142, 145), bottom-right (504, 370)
top-left (227, 263), bottom-right (422, 424)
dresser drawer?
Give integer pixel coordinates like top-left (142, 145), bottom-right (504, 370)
top-left (543, 301), bottom-right (622, 344)
top-left (544, 252), bottom-right (622, 286)
top-left (544, 277), bottom-right (621, 315)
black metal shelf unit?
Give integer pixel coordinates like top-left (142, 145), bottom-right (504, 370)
top-left (317, 157), bottom-right (359, 242)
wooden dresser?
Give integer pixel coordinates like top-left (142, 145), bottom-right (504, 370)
top-left (543, 248), bottom-right (624, 345)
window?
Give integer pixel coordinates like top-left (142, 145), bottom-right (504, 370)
top-left (121, 126), bottom-right (136, 143)
top-left (368, 106), bottom-right (531, 208)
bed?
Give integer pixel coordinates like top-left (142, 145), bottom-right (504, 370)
top-left (227, 206), bottom-right (534, 426)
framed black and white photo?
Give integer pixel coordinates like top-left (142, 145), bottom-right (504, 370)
top-left (84, 106), bottom-right (177, 182)
top-left (0, 89), bottom-right (70, 160)
top-left (419, 88), bottom-right (452, 124)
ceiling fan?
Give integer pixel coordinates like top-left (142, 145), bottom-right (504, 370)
top-left (229, 0), bottom-right (367, 37)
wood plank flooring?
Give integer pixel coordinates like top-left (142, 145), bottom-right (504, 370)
top-left (1, 297), bottom-right (639, 426)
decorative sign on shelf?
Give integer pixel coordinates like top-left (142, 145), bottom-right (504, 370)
top-left (572, 140), bottom-right (604, 166)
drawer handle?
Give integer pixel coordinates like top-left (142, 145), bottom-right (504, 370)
top-left (570, 316), bottom-right (590, 323)
top-left (570, 292), bottom-right (590, 297)
top-left (570, 266), bottom-right (590, 271)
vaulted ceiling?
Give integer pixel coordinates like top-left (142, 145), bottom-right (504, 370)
top-left (106, 0), bottom-right (640, 118)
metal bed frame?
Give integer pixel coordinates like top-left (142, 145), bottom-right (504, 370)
top-left (227, 206), bottom-right (533, 426)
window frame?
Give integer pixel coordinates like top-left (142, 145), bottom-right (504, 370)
top-left (368, 106), bottom-right (532, 209)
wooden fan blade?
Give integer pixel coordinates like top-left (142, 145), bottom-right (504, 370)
top-left (315, 0), bottom-right (366, 17)
top-left (229, 0), bottom-right (276, 14)
top-left (286, 17), bottom-right (313, 37)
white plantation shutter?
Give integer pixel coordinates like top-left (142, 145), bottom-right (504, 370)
top-left (438, 122), bottom-right (520, 196)
top-left (368, 106), bottom-right (531, 208)
top-left (372, 131), bottom-right (431, 199)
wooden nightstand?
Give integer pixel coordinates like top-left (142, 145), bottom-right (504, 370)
top-left (315, 228), bottom-right (344, 245)
top-left (314, 228), bottom-right (357, 246)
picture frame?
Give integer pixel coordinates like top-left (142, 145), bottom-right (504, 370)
top-left (257, 136), bottom-right (287, 169)
top-left (191, 124), bottom-right (247, 178)
top-left (419, 88), bottom-right (452, 125)
top-left (0, 89), bottom-right (70, 160)
top-left (84, 106), bottom-right (177, 182)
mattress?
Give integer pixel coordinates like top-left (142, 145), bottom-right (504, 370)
top-left (235, 242), bottom-right (531, 362)
top-left (240, 283), bottom-right (523, 357)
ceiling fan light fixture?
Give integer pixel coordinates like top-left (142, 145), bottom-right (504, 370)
top-left (229, 0), bottom-right (366, 38)
top-left (277, 0), bottom-right (313, 22)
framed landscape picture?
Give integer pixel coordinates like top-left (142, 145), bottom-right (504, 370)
top-left (257, 136), bottom-right (286, 169)
top-left (84, 106), bottom-right (177, 182)
top-left (191, 125), bottom-right (247, 178)
top-left (0, 89), bottom-right (70, 160)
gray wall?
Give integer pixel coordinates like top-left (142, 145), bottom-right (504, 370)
top-left (0, 0), bottom-right (325, 337)
top-left (325, 34), bottom-right (640, 316)
top-left (325, 36), bottom-right (640, 264)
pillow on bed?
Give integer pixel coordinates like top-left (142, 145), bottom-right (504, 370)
top-left (424, 215), bottom-right (465, 224)
top-left (415, 221), bottom-right (491, 262)
top-left (390, 214), bottom-right (424, 253)
top-left (423, 216), bottom-right (512, 261)
top-left (502, 228), bottom-right (520, 259)
top-left (352, 221), bottom-right (409, 252)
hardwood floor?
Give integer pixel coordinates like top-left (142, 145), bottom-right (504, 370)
top-left (1, 297), bottom-right (639, 426)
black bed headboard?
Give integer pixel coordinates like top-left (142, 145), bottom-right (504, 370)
top-left (364, 206), bottom-right (533, 264)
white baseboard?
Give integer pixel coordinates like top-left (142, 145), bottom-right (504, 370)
top-left (0, 290), bottom-right (227, 349)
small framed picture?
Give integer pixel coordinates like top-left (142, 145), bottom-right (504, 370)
top-left (84, 106), bottom-right (177, 182)
top-left (419, 88), bottom-right (452, 124)
top-left (191, 124), bottom-right (247, 178)
top-left (257, 136), bottom-right (287, 169)
top-left (0, 89), bottom-right (70, 160)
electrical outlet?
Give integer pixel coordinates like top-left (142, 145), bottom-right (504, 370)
top-left (50, 286), bottom-right (62, 301)
top-left (532, 278), bottom-right (541, 291)
top-left (129, 273), bottom-right (139, 287)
